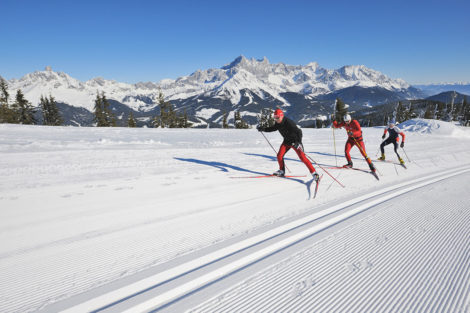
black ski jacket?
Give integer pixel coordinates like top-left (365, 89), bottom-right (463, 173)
top-left (260, 117), bottom-right (302, 145)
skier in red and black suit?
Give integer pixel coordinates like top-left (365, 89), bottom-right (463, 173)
top-left (379, 119), bottom-right (406, 164)
top-left (332, 114), bottom-right (376, 172)
top-left (257, 108), bottom-right (319, 181)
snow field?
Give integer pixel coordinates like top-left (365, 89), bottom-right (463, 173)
top-left (190, 172), bottom-right (470, 313)
top-left (120, 168), bottom-right (470, 312)
top-left (0, 119), bottom-right (469, 312)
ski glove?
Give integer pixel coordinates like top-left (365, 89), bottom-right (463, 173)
top-left (400, 142), bottom-right (404, 148)
top-left (382, 134), bottom-right (386, 139)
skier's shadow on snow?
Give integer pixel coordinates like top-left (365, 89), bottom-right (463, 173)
top-left (174, 157), bottom-right (313, 198)
top-left (174, 157), bottom-right (265, 175)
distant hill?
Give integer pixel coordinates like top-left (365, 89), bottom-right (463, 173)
top-left (414, 83), bottom-right (470, 96)
top-left (426, 91), bottom-right (469, 103)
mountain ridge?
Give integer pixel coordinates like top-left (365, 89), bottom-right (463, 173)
top-left (4, 56), bottom-right (424, 126)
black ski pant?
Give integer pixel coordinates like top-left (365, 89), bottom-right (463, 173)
top-left (380, 137), bottom-right (401, 158)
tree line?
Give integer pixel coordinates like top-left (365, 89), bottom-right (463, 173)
top-left (0, 78), bottom-right (197, 128)
top-left (334, 96), bottom-right (470, 128)
top-left (1, 78), bottom-right (63, 126)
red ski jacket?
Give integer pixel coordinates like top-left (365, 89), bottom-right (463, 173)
top-left (333, 120), bottom-right (363, 140)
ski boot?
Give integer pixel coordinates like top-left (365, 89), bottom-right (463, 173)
top-left (273, 169), bottom-right (285, 177)
top-left (399, 157), bottom-right (405, 165)
top-left (369, 162), bottom-right (376, 172)
top-left (312, 172), bottom-right (320, 181)
top-left (343, 161), bottom-right (353, 168)
top-left (378, 154), bottom-right (385, 161)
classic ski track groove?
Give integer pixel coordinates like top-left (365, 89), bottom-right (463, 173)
top-left (62, 165), bottom-right (470, 312)
top-left (192, 174), bottom-right (470, 313)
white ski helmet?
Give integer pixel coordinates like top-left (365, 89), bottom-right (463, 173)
top-left (343, 114), bottom-right (352, 122)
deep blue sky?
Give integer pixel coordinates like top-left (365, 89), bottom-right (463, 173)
top-left (1, 0), bottom-right (469, 84)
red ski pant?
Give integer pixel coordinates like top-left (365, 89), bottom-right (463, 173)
top-left (277, 143), bottom-right (316, 173)
top-left (345, 138), bottom-right (372, 164)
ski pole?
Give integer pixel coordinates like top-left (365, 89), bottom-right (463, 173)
top-left (375, 147), bottom-right (380, 157)
top-left (375, 139), bottom-right (386, 157)
top-left (306, 154), bottom-right (345, 188)
top-left (331, 111), bottom-right (338, 167)
top-left (259, 131), bottom-right (291, 173)
top-left (402, 147), bottom-right (411, 162)
top-left (332, 125), bottom-right (338, 167)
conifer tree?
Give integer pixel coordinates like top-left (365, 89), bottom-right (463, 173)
top-left (48, 95), bottom-right (62, 126)
top-left (182, 110), bottom-right (192, 128)
top-left (257, 108), bottom-right (274, 128)
top-left (168, 106), bottom-right (177, 128)
top-left (93, 92), bottom-right (116, 127)
top-left (93, 93), bottom-right (105, 126)
top-left (395, 101), bottom-right (407, 123)
top-left (40, 95), bottom-right (48, 124)
top-left (424, 104), bottom-right (434, 119)
top-left (435, 102), bottom-right (445, 120)
top-left (103, 93), bottom-right (116, 127)
top-left (14, 90), bottom-right (36, 124)
top-left (222, 111), bottom-right (229, 128)
top-left (151, 114), bottom-right (161, 128)
top-left (404, 102), bottom-right (417, 121)
top-left (316, 117), bottom-right (325, 128)
top-left (234, 110), bottom-right (249, 129)
top-left (0, 78), bottom-right (12, 123)
top-left (234, 110), bottom-right (240, 127)
top-left (155, 89), bottom-right (176, 128)
top-left (334, 98), bottom-right (349, 122)
top-left (463, 96), bottom-right (470, 126)
top-left (453, 100), bottom-right (463, 122)
top-left (445, 91), bottom-right (458, 122)
top-left (40, 95), bottom-right (62, 126)
top-left (383, 115), bottom-right (388, 126)
top-left (127, 111), bottom-right (137, 127)
top-left (152, 91), bottom-right (193, 128)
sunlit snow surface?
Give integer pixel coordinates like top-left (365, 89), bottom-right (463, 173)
top-left (0, 119), bottom-right (469, 312)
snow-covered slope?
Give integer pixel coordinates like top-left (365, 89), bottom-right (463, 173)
top-left (1, 119), bottom-right (470, 312)
top-left (6, 56), bottom-right (414, 113)
top-left (399, 118), bottom-right (470, 138)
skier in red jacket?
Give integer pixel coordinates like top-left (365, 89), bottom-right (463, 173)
top-left (332, 114), bottom-right (376, 172)
top-left (257, 108), bottom-right (319, 181)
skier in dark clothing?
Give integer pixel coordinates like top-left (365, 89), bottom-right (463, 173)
top-left (257, 108), bottom-right (319, 181)
top-left (379, 119), bottom-right (406, 164)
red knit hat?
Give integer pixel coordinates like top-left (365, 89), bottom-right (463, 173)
top-left (274, 108), bottom-right (284, 119)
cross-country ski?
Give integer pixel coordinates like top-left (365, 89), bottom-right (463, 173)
top-left (377, 158), bottom-right (408, 169)
top-left (230, 174), bottom-right (307, 179)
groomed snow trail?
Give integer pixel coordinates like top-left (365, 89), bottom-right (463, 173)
top-left (1, 120), bottom-right (469, 312)
top-left (188, 171), bottom-right (470, 313)
top-left (59, 167), bottom-right (470, 312)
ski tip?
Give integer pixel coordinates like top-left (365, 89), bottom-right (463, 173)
top-left (313, 174), bottom-right (323, 199)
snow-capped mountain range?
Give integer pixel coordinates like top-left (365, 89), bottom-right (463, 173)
top-left (5, 56), bottom-right (424, 126)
